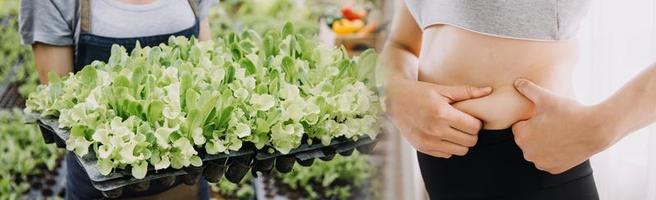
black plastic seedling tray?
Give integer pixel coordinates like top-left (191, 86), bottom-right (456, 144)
top-left (0, 61), bottom-right (25, 109)
top-left (29, 114), bottom-right (380, 198)
top-left (0, 82), bottom-right (26, 109)
top-left (26, 156), bottom-right (67, 199)
top-left (34, 117), bottom-right (253, 194)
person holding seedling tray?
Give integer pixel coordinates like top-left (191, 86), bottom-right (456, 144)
top-left (19, 0), bottom-right (214, 199)
top-left (18, 0), bottom-right (383, 199)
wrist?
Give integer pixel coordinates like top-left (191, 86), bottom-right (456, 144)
top-left (384, 73), bottom-right (414, 85)
top-left (382, 75), bottom-right (410, 94)
top-left (381, 75), bottom-right (408, 113)
top-left (588, 102), bottom-right (625, 150)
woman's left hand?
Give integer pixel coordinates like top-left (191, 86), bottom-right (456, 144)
top-left (511, 79), bottom-right (618, 174)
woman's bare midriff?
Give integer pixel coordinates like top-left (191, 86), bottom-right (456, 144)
top-left (418, 25), bottom-right (579, 130)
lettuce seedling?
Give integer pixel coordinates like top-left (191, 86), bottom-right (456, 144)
top-left (26, 22), bottom-right (381, 179)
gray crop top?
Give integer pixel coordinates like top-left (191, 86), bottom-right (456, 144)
top-left (405, 0), bottom-right (592, 41)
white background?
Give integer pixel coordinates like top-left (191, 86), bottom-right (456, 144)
top-left (577, 0), bottom-right (656, 199)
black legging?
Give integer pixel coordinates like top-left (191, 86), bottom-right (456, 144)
top-left (417, 128), bottom-right (599, 200)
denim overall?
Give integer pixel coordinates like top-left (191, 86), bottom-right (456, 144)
top-left (66, 0), bottom-right (209, 199)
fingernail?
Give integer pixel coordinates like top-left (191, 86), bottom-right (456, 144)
top-left (482, 86), bottom-right (492, 92)
top-left (514, 79), bottom-right (526, 87)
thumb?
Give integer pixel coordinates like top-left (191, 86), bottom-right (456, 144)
top-left (514, 79), bottom-right (551, 105)
top-left (512, 120), bottom-right (529, 136)
top-left (438, 85), bottom-right (493, 103)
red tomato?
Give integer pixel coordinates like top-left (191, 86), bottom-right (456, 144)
top-left (341, 6), bottom-right (365, 21)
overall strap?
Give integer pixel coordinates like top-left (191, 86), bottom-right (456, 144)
top-left (187, 0), bottom-right (199, 18)
top-left (80, 0), bottom-right (91, 33)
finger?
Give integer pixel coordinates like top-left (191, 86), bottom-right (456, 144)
top-left (441, 128), bottom-right (478, 147)
top-left (404, 128), bottom-right (446, 153)
top-left (533, 163), bottom-right (547, 172)
top-left (412, 138), bottom-right (453, 158)
top-left (446, 108), bottom-right (482, 135)
top-left (514, 79), bottom-right (551, 106)
top-left (420, 125), bottom-right (477, 146)
top-left (512, 120), bottom-right (529, 145)
top-left (437, 85), bottom-right (493, 103)
top-left (409, 129), bottom-right (470, 156)
top-left (512, 120), bottom-right (528, 136)
top-left (428, 140), bottom-right (470, 156)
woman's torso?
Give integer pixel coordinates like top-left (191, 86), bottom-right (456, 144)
top-left (408, 1), bottom-right (597, 198)
top-left (414, 26), bottom-right (599, 198)
top-left (418, 25), bottom-right (579, 129)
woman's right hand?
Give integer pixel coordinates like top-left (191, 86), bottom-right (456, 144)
top-left (385, 77), bottom-right (493, 158)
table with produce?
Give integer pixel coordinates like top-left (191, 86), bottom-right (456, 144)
top-left (0, 0), bottom-right (389, 199)
top-left (325, 2), bottom-right (386, 56)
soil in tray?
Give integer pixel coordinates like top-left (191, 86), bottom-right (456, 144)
top-left (45, 178), bottom-right (57, 186)
top-left (30, 180), bottom-right (43, 190)
top-left (26, 156), bottom-right (67, 199)
top-left (0, 81), bottom-right (26, 109)
top-left (41, 188), bottom-right (54, 196)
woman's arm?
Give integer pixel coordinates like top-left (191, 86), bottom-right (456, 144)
top-left (198, 17), bottom-right (211, 41)
top-left (196, 0), bottom-right (213, 41)
top-left (510, 64), bottom-right (656, 174)
top-left (381, 0), bottom-right (493, 158)
top-left (19, 0), bottom-right (77, 84)
top-left (380, 0), bottom-right (422, 81)
top-left (597, 64), bottom-right (656, 142)
top-left (32, 43), bottom-right (73, 84)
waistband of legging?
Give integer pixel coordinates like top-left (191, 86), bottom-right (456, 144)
top-left (476, 128), bottom-right (515, 146)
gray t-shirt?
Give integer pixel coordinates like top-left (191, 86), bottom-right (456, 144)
top-left (19, 0), bottom-right (213, 46)
top-left (405, 0), bottom-right (591, 41)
